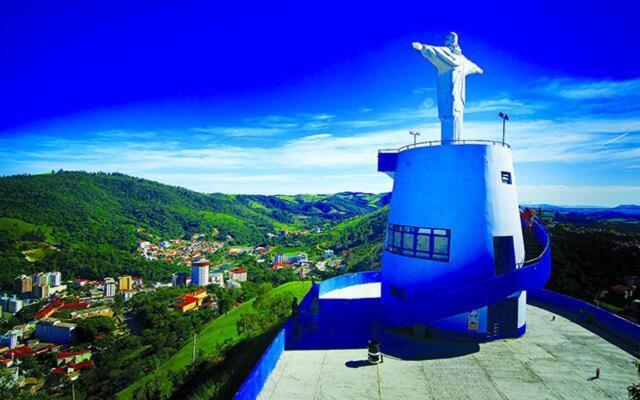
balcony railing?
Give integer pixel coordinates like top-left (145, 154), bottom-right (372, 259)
top-left (379, 139), bottom-right (510, 154)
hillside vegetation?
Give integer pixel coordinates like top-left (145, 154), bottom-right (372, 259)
top-left (117, 281), bottom-right (311, 400)
top-left (0, 171), bottom-right (383, 286)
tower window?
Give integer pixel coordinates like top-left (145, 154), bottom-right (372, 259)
top-left (501, 171), bottom-right (512, 184)
top-left (385, 223), bottom-right (450, 262)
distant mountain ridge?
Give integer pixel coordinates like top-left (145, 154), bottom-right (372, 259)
top-left (525, 204), bottom-right (640, 218)
top-left (0, 171), bottom-right (385, 249)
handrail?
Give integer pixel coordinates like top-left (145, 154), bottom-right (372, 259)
top-left (519, 212), bottom-right (550, 268)
top-left (379, 139), bottom-right (510, 154)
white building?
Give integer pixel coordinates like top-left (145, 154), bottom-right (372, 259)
top-left (324, 249), bottom-right (335, 259)
top-left (297, 252), bottom-right (308, 263)
top-left (228, 268), bottom-right (247, 282)
top-left (48, 271), bottom-right (62, 287)
top-left (0, 331), bottom-right (20, 349)
top-left (103, 277), bottom-right (116, 298)
top-left (227, 280), bottom-right (242, 289)
top-left (210, 270), bottom-right (224, 288)
top-left (191, 257), bottom-right (210, 286)
top-left (48, 285), bottom-right (67, 295)
top-left (122, 291), bottom-right (134, 301)
top-left (315, 261), bottom-right (327, 272)
top-left (0, 294), bottom-right (23, 314)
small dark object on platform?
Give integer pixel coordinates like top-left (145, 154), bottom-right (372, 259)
top-left (368, 338), bottom-right (383, 364)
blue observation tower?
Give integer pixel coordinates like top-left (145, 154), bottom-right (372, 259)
top-left (235, 35), bottom-right (640, 400)
top-left (377, 139), bottom-right (547, 340)
top-left (375, 32), bottom-right (550, 340)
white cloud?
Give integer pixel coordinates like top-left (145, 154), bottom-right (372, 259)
top-left (541, 78), bottom-right (640, 100)
top-left (2, 77), bottom-right (640, 203)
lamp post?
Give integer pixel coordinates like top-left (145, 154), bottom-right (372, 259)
top-left (498, 112), bottom-right (509, 144)
top-left (409, 130), bottom-right (421, 146)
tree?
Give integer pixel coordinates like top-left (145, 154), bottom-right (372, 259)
top-left (629, 383), bottom-right (640, 400)
top-left (133, 373), bottom-right (171, 400)
top-left (75, 317), bottom-right (116, 342)
top-left (0, 369), bottom-right (40, 400)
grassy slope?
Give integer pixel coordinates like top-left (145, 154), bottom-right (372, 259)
top-left (0, 217), bottom-right (53, 241)
top-left (117, 281), bottom-right (312, 400)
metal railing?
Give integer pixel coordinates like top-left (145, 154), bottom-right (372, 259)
top-left (379, 139), bottom-right (510, 154)
top-left (519, 217), bottom-right (550, 268)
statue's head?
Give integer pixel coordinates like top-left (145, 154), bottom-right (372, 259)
top-left (445, 32), bottom-right (461, 55)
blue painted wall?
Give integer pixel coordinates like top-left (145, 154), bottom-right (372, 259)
top-left (380, 143), bottom-right (527, 336)
top-left (233, 324), bottom-right (288, 400)
top-left (529, 289), bottom-right (640, 348)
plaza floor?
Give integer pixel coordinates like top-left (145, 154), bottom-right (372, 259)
top-left (258, 305), bottom-right (638, 400)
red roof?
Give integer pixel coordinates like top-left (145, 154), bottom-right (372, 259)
top-left (35, 298), bottom-right (65, 318)
top-left (6, 346), bottom-right (34, 358)
top-left (229, 268), bottom-right (247, 274)
top-left (174, 297), bottom-right (198, 309)
top-left (60, 301), bottom-right (90, 310)
top-left (270, 262), bottom-right (294, 271)
top-left (56, 349), bottom-right (91, 360)
top-left (52, 359), bottom-right (94, 374)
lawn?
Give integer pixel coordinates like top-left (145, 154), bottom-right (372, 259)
top-left (117, 280), bottom-right (311, 400)
top-left (0, 217), bottom-right (52, 241)
top-left (270, 245), bottom-right (322, 259)
top-left (22, 247), bottom-right (56, 261)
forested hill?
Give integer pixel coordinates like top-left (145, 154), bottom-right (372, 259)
top-left (0, 171), bottom-right (384, 249)
top-left (0, 171), bottom-right (384, 287)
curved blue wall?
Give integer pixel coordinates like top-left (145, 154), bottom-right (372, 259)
top-left (380, 143), bottom-right (536, 338)
top-left (529, 289), bottom-right (640, 348)
top-left (318, 270), bottom-right (380, 297)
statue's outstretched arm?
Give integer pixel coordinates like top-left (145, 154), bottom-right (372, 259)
top-left (413, 42), bottom-right (455, 70)
top-left (466, 60), bottom-right (483, 75)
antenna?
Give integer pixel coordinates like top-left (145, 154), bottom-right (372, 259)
top-left (498, 112), bottom-right (510, 144)
top-left (409, 130), bottom-right (421, 146)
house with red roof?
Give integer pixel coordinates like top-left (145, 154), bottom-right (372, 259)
top-left (270, 262), bottom-right (294, 272)
top-left (72, 279), bottom-right (91, 287)
top-left (173, 289), bottom-right (207, 313)
top-left (52, 359), bottom-right (94, 375)
top-left (228, 268), bottom-right (248, 282)
top-left (56, 348), bottom-right (92, 366)
top-left (60, 301), bottom-right (90, 310)
top-left (35, 298), bottom-right (64, 319)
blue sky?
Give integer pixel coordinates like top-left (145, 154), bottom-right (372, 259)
top-left (1, 1), bottom-right (639, 205)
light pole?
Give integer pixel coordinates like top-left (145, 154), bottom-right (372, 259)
top-left (409, 130), bottom-right (421, 146)
top-left (192, 332), bottom-right (198, 364)
top-left (498, 112), bottom-right (509, 144)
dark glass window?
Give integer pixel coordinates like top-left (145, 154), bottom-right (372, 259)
top-left (385, 223), bottom-right (451, 262)
top-left (501, 171), bottom-right (512, 184)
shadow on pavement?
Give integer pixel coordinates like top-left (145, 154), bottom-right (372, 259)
top-left (345, 360), bottom-right (374, 368)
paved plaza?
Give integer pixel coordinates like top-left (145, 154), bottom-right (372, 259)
top-left (258, 305), bottom-right (638, 400)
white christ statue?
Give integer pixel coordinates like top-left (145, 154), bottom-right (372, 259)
top-left (412, 32), bottom-right (483, 142)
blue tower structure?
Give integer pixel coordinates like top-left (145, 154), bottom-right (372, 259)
top-left (374, 33), bottom-right (550, 341)
top-left (378, 141), bottom-right (543, 341)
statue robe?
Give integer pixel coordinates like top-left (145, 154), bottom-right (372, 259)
top-left (420, 45), bottom-right (481, 141)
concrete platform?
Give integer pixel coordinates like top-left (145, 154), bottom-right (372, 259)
top-left (258, 305), bottom-right (638, 400)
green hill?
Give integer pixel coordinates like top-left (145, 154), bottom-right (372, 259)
top-left (0, 171), bottom-right (383, 248)
top-left (0, 171), bottom-right (383, 287)
top-left (117, 280), bottom-right (311, 400)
